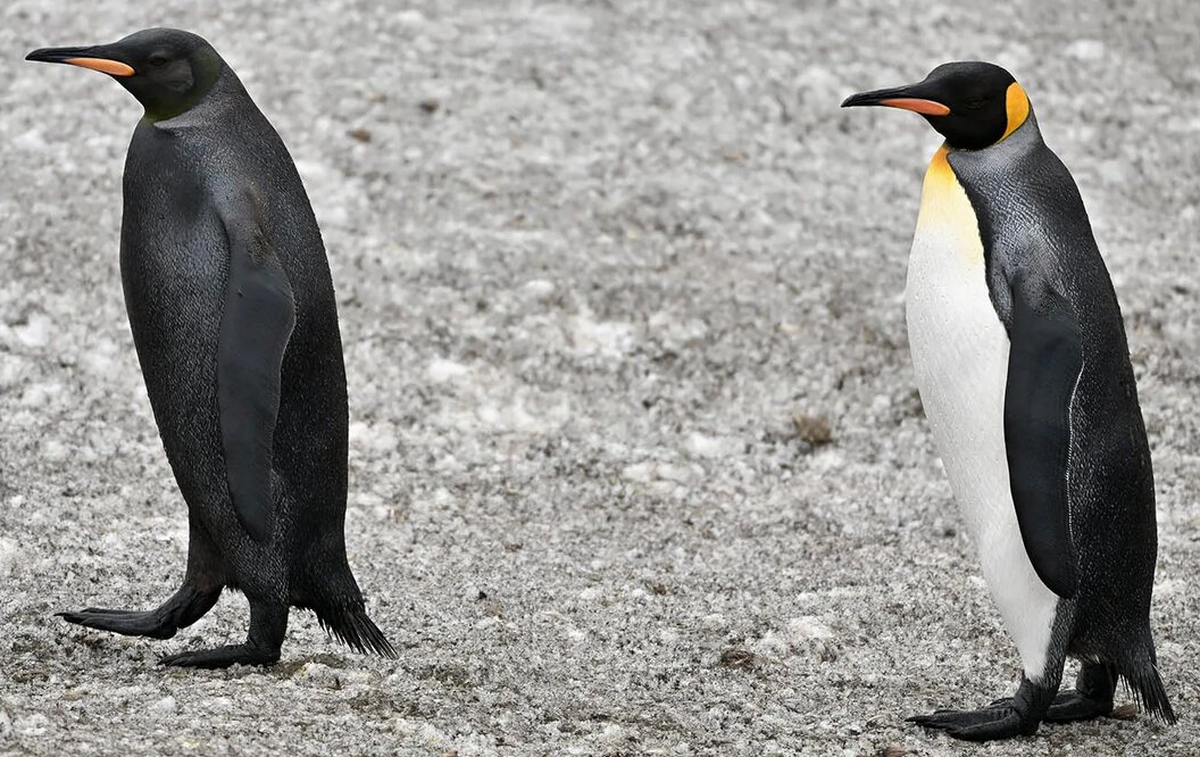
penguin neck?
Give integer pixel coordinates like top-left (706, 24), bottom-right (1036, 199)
top-left (131, 51), bottom-right (225, 124)
top-left (943, 109), bottom-right (1046, 187)
top-left (998, 107), bottom-right (1040, 146)
top-left (146, 65), bottom-right (249, 131)
top-left (946, 110), bottom-right (1043, 158)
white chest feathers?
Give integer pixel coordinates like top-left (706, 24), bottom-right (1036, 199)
top-left (905, 146), bottom-right (1059, 679)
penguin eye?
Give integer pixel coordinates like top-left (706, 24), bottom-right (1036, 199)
top-left (964, 98), bottom-right (987, 110)
top-left (147, 55), bottom-right (170, 68)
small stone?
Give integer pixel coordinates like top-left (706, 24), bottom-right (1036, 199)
top-left (792, 412), bottom-right (832, 446)
top-left (1110, 703), bottom-right (1139, 720)
top-left (1065, 39), bottom-right (1105, 60)
top-left (718, 648), bottom-right (761, 670)
top-left (150, 696), bottom-right (177, 713)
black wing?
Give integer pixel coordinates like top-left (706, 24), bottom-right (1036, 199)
top-left (216, 187), bottom-right (295, 543)
top-left (1004, 270), bottom-right (1082, 598)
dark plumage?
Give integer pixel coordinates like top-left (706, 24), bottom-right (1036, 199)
top-left (951, 110), bottom-right (1171, 722)
top-left (845, 62), bottom-right (1173, 739)
top-left (27, 28), bottom-right (393, 667)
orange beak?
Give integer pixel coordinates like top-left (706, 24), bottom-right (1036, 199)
top-left (842, 86), bottom-right (952, 117)
top-left (876, 98), bottom-right (951, 116)
top-left (61, 57), bottom-right (135, 77)
top-left (26, 46), bottom-right (135, 77)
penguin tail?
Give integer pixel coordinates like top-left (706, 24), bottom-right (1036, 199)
top-left (1118, 636), bottom-right (1177, 724)
top-left (1122, 663), bottom-right (1177, 724)
top-left (315, 601), bottom-right (397, 659)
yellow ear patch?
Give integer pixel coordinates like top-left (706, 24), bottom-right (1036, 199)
top-left (1001, 82), bottom-right (1030, 141)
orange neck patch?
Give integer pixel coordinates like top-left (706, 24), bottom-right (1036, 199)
top-left (923, 145), bottom-right (955, 188)
top-left (1001, 82), bottom-right (1030, 141)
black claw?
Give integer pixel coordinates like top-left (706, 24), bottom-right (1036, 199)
top-left (160, 644), bottom-right (280, 669)
top-left (159, 652), bottom-right (192, 667)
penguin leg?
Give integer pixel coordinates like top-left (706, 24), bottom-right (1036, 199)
top-left (1043, 663), bottom-right (1116, 721)
top-left (58, 516), bottom-right (224, 639)
top-left (986, 663), bottom-right (1115, 722)
top-left (907, 677), bottom-right (1057, 741)
top-left (159, 600), bottom-right (288, 668)
top-left (57, 582), bottom-right (221, 639)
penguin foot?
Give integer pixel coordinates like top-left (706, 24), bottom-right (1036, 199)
top-left (1044, 689), bottom-right (1114, 722)
top-left (57, 608), bottom-right (179, 639)
top-left (909, 677), bottom-right (1053, 741)
top-left (990, 663), bottom-right (1115, 723)
top-left (159, 643), bottom-right (281, 669)
top-left (907, 705), bottom-right (1028, 741)
top-left (57, 584), bottom-right (221, 641)
top-left (989, 690), bottom-right (1113, 723)
top-left (160, 601), bottom-right (288, 669)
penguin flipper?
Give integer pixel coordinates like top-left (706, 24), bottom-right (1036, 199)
top-left (1004, 270), bottom-right (1082, 599)
top-left (217, 187), bottom-right (296, 543)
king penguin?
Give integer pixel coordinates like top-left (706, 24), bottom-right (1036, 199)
top-left (842, 62), bottom-right (1175, 739)
top-left (26, 29), bottom-right (395, 667)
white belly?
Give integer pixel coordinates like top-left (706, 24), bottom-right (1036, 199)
top-left (906, 146), bottom-right (1059, 680)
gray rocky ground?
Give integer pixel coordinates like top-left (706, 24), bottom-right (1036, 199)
top-left (1, 0), bottom-right (1198, 754)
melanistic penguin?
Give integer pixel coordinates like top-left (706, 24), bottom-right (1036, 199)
top-left (27, 29), bottom-right (394, 667)
top-left (842, 62), bottom-right (1174, 740)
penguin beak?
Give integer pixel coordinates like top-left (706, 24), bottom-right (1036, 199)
top-left (25, 45), bottom-right (135, 77)
top-left (841, 85), bottom-right (950, 116)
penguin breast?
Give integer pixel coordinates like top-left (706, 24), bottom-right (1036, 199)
top-left (904, 145), bottom-right (1061, 678)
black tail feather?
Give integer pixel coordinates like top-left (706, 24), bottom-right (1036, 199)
top-left (315, 602), bottom-right (396, 659)
top-left (1123, 663), bottom-right (1177, 724)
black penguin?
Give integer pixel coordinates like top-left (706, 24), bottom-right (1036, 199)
top-left (27, 29), bottom-right (394, 667)
top-left (842, 63), bottom-right (1174, 739)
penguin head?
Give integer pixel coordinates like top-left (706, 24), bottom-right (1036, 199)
top-left (27, 28), bottom-right (224, 121)
top-left (841, 62), bottom-right (1031, 150)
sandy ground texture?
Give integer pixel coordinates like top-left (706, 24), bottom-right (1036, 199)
top-left (1, 0), bottom-right (1198, 755)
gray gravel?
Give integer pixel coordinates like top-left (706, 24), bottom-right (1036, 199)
top-left (2, 0), bottom-right (1198, 755)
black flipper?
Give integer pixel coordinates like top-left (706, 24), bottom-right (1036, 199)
top-left (217, 187), bottom-right (295, 543)
top-left (1004, 271), bottom-right (1082, 598)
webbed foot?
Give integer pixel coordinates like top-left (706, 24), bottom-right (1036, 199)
top-left (909, 677), bottom-right (1054, 741)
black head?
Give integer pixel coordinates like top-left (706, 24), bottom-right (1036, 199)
top-left (26, 28), bottom-right (224, 121)
top-left (841, 62), bottom-right (1030, 150)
